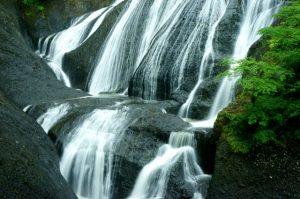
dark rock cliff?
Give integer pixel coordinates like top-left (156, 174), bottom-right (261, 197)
top-left (207, 140), bottom-right (300, 199)
top-left (0, 0), bottom-right (85, 108)
top-left (0, 91), bottom-right (76, 198)
top-left (0, 0), bottom-right (86, 197)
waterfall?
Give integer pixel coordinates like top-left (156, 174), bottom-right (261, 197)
top-left (133, 0), bottom-right (193, 73)
top-left (169, 131), bottom-right (196, 148)
top-left (59, 108), bottom-right (135, 199)
top-left (128, 132), bottom-right (210, 199)
top-left (36, 103), bottom-right (71, 133)
top-left (88, 0), bottom-right (150, 94)
top-left (88, 0), bottom-right (199, 96)
top-left (177, 0), bottom-right (229, 118)
top-left (37, 0), bottom-right (125, 87)
top-left (31, 0), bottom-right (286, 198)
top-left (128, 0), bottom-right (203, 99)
top-left (206, 0), bottom-right (283, 124)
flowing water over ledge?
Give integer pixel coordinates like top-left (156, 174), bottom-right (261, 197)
top-left (128, 132), bottom-right (210, 199)
top-left (30, 0), bottom-right (283, 198)
top-left (59, 108), bottom-right (134, 199)
top-left (25, 95), bottom-right (210, 198)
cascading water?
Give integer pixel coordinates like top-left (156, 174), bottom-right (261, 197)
top-left (133, 0), bottom-right (194, 73)
top-left (177, 0), bottom-right (229, 118)
top-left (59, 108), bottom-right (135, 199)
top-left (36, 103), bottom-right (71, 133)
top-left (88, 0), bottom-right (151, 94)
top-left (205, 0), bottom-right (283, 126)
top-left (88, 0), bottom-right (205, 96)
top-left (37, 0), bottom-right (125, 87)
top-left (128, 0), bottom-right (204, 99)
top-left (128, 132), bottom-right (210, 199)
top-left (32, 0), bottom-right (285, 198)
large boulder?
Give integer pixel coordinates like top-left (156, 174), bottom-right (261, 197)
top-left (207, 140), bottom-right (300, 199)
top-left (0, 1), bottom-right (86, 108)
top-left (0, 92), bottom-right (76, 199)
top-left (113, 108), bottom-right (190, 199)
top-left (27, 95), bottom-right (198, 199)
top-left (207, 108), bottom-right (300, 199)
top-left (194, 129), bottom-right (216, 174)
top-left (25, 95), bottom-right (181, 139)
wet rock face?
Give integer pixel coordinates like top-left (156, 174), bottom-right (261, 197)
top-left (173, 0), bottom-right (243, 118)
top-left (113, 112), bottom-right (189, 199)
top-left (0, 1), bottom-right (84, 198)
top-left (213, 0), bottom-right (244, 59)
top-left (207, 140), bottom-right (300, 199)
top-left (171, 77), bottom-right (221, 119)
top-left (24, 0), bottom-right (244, 119)
top-left (194, 130), bottom-right (216, 174)
top-left (0, 93), bottom-right (76, 199)
top-left (23, 0), bottom-right (114, 42)
top-left (0, 1), bottom-right (85, 108)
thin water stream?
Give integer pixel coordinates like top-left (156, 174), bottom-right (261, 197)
top-left (181, 0), bottom-right (283, 128)
top-left (37, 0), bottom-right (125, 87)
top-left (128, 132), bottom-right (210, 199)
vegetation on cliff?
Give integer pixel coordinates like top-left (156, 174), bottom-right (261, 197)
top-left (219, 1), bottom-right (300, 153)
top-left (22, 0), bottom-right (45, 17)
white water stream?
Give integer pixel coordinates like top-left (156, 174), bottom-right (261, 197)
top-left (88, 0), bottom-right (196, 95)
top-left (128, 132), bottom-right (210, 199)
top-left (191, 0), bottom-right (283, 128)
top-left (37, 0), bottom-right (124, 87)
top-left (88, 0), bottom-right (149, 94)
top-left (207, 0), bottom-right (283, 119)
top-left (37, 103), bottom-right (71, 133)
top-left (130, 0), bottom-right (203, 99)
top-left (177, 0), bottom-right (229, 118)
top-left (60, 108), bottom-right (134, 199)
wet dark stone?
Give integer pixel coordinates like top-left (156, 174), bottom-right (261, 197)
top-left (213, 0), bottom-right (244, 59)
top-left (0, 1), bottom-right (86, 108)
top-left (0, 91), bottom-right (76, 199)
top-left (207, 140), bottom-right (300, 199)
top-left (194, 129), bottom-right (216, 174)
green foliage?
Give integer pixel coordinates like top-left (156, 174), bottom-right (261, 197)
top-left (221, 1), bottom-right (300, 153)
top-left (23, 0), bottom-right (39, 7)
top-left (22, 0), bottom-right (45, 16)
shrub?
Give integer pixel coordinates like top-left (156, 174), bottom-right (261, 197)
top-left (221, 1), bottom-right (300, 153)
